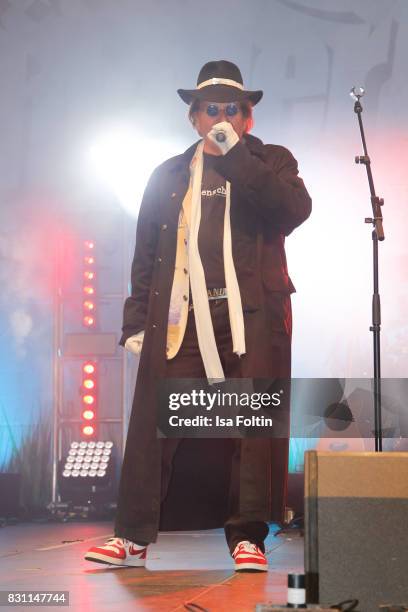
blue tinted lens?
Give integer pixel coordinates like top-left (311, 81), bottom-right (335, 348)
top-left (226, 104), bottom-right (239, 117)
top-left (206, 104), bottom-right (219, 117)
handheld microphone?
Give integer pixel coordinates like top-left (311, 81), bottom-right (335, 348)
top-left (215, 132), bottom-right (226, 143)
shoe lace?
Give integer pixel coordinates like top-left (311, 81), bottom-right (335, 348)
top-left (235, 540), bottom-right (260, 556)
top-left (105, 537), bottom-right (124, 550)
top-left (106, 537), bottom-right (144, 551)
top-left (241, 542), bottom-right (258, 553)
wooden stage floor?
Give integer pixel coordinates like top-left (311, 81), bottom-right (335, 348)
top-left (0, 521), bottom-right (304, 611)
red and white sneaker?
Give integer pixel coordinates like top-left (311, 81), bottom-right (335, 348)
top-left (84, 537), bottom-right (147, 567)
top-left (232, 540), bottom-right (268, 572)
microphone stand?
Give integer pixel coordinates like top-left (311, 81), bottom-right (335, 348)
top-left (351, 86), bottom-right (385, 452)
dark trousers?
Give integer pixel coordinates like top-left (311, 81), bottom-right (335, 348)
top-left (162, 299), bottom-right (269, 554)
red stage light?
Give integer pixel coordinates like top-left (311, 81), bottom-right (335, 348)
top-left (80, 231), bottom-right (97, 435)
top-left (82, 409), bottom-right (95, 420)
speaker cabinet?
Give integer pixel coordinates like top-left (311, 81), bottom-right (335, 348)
top-left (305, 451), bottom-right (408, 610)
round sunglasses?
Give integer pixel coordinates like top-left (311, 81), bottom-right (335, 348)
top-left (203, 103), bottom-right (240, 117)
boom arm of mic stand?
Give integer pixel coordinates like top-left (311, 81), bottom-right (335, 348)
top-left (354, 100), bottom-right (385, 241)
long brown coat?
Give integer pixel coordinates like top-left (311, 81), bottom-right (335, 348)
top-left (114, 134), bottom-right (312, 544)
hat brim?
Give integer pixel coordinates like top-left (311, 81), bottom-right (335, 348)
top-left (177, 84), bottom-right (263, 106)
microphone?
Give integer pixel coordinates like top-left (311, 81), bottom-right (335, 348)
top-left (215, 131), bottom-right (226, 143)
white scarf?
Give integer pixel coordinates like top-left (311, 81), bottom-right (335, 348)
top-left (188, 141), bottom-right (246, 382)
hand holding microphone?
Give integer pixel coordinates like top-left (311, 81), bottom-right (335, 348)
top-left (207, 121), bottom-right (239, 155)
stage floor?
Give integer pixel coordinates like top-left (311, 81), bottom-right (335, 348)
top-left (0, 521), bottom-right (304, 611)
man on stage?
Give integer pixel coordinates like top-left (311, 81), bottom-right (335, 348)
top-left (85, 60), bottom-right (311, 571)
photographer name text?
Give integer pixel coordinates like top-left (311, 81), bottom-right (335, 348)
top-left (168, 415), bottom-right (273, 427)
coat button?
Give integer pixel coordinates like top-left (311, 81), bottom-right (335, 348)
top-left (183, 295), bottom-right (188, 301)
top-left (155, 291), bottom-right (159, 296)
top-left (171, 192), bottom-right (177, 198)
top-left (161, 224), bottom-right (167, 230)
top-left (184, 239), bottom-right (187, 245)
top-left (183, 268), bottom-right (188, 274)
top-left (152, 324), bottom-right (157, 329)
top-left (157, 257), bottom-right (162, 263)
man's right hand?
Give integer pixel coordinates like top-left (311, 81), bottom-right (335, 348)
top-left (207, 121), bottom-right (239, 155)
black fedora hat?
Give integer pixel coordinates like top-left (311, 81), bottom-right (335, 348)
top-left (177, 60), bottom-right (263, 106)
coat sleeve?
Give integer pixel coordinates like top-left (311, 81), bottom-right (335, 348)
top-left (214, 140), bottom-right (312, 235)
top-left (119, 168), bottom-right (160, 346)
